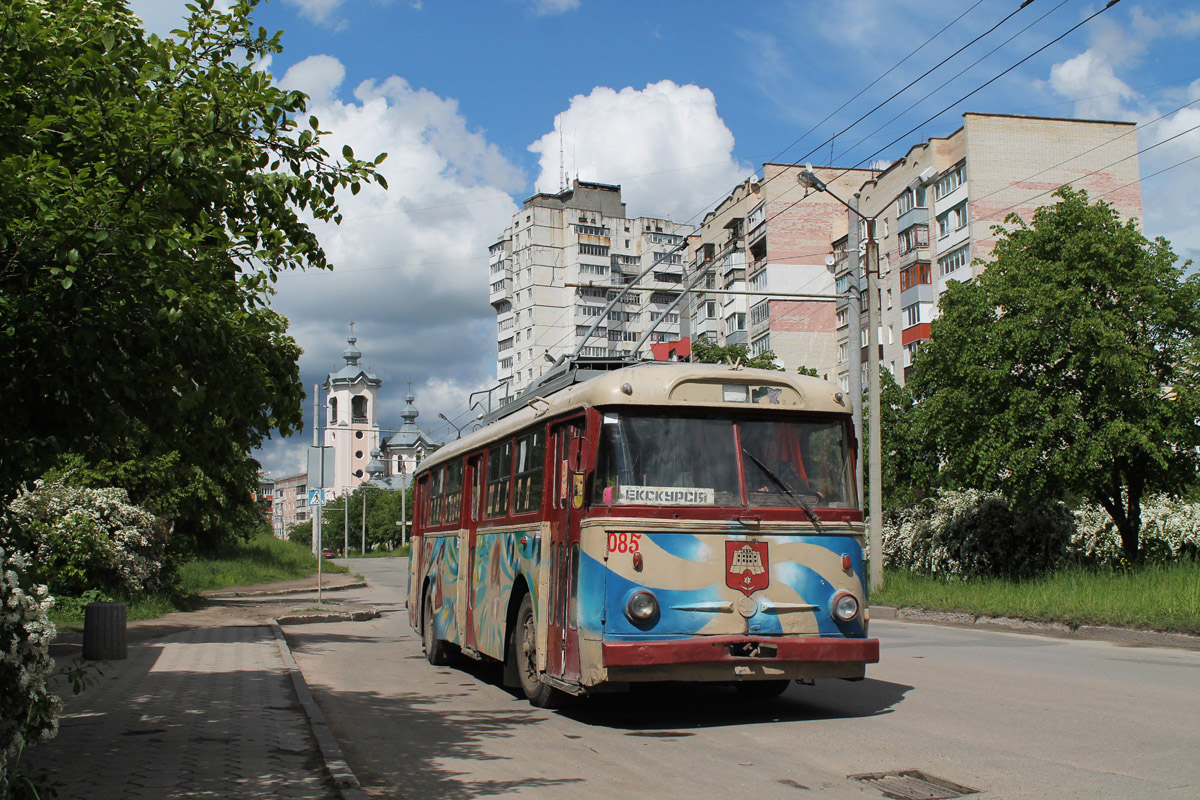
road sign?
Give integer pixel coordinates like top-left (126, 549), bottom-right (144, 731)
top-left (307, 488), bottom-right (326, 507)
top-left (307, 446), bottom-right (335, 489)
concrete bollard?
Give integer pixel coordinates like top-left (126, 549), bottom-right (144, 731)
top-left (82, 601), bottom-right (127, 660)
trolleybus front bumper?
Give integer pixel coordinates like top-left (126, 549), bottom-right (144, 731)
top-left (602, 635), bottom-right (879, 668)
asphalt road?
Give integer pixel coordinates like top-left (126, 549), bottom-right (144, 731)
top-left (284, 557), bottom-right (1200, 799)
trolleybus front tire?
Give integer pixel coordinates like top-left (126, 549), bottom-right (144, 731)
top-left (735, 679), bottom-right (790, 700)
top-left (423, 591), bottom-right (451, 666)
top-left (512, 593), bottom-right (564, 709)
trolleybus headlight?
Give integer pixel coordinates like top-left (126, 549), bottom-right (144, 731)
top-left (830, 592), bottom-right (859, 623)
top-left (625, 590), bottom-right (659, 623)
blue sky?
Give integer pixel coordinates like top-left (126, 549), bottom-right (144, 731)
top-left (130, 0), bottom-right (1200, 476)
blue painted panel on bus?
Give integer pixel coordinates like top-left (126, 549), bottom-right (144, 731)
top-left (423, 535), bottom-right (460, 643)
top-left (471, 529), bottom-right (540, 661)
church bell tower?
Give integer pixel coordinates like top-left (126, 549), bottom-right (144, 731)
top-left (323, 328), bottom-right (382, 495)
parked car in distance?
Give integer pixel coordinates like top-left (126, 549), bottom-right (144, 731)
top-left (321, 548), bottom-right (338, 559)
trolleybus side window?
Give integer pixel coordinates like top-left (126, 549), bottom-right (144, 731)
top-left (444, 460), bottom-right (464, 525)
top-left (485, 440), bottom-right (513, 518)
top-left (514, 431), bottom-right (545, 514)
top-left (429, 467), bottom-right (445, 526)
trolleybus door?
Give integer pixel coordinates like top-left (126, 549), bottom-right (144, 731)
top-left (463, 453), bottom-right (483, 651)
top-left (548, 419), bottom-right (585, 683)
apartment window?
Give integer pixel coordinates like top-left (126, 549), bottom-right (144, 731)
top-left (896, 186), bottom-right (927, 214)
top-left (898, 225), bottom-right (929, 254)
top-left (837, 343), bottom-right (848, 361)
top-left (657, 312), bottom-right (680, 325)
top-left (705, 301), bottom-right (717, 319)
top-left (934, 164), bottom-right (966, 199)
top-left (579, 244), bottom-right (609, 257)
top-left (750, 334), bottom-right (770, 356)
top-left (836, 308), bottom-right (848, 327)
top-left (573, 224), bottom-right (609, 237)
top-left (498, 337), bottom-right (513, 352)
top-left (886, 288), bottom-right (893, 309)
top-left (499, 357), bottom-right (512, 370)
top-left (653, 252), bottom-right (683, 266)
top-left (887, 325), bottom-right (894, 345)
top-left (653, 271), bottom-right (683, 284)
top-left (900, 262), bottom-right (932, 292)
top-left (836, 274), bottom-right (850, 294)
top-left (580, 306), bottom-right (602, 318)
top-left (939, 244), bottom-right (970, 276)
top-left (650, 291), bottom-right (677, 304)
top-left (903, 303), bottom-right (922, 327)
top-left (750, 300), bottom-right (770, 327)
top-left (725, 312), bottom-right (745, 331)
top-left (749, 270), bottom-right (767, 291)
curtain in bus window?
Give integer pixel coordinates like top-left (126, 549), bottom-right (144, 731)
top-left (485, 441), bottom-right (513, 518)
top-left (443, 461), bottom-right (464, 525)
top-left (429, 467), bottom-right (445, 525)
top-left (514, 431), bottom-right (545, 514)
top-left (741, 419), bottom-right (853, 508)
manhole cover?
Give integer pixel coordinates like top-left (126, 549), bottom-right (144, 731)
top-left (850, 770), bottom-right (979, 800)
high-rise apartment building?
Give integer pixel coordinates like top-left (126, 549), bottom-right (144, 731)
top-left (490, 180), bottom-right (694, 399)
top-left (687, 164), bottom-right (872, 377)
top-left (835, 112), bottom-right (1142, 389)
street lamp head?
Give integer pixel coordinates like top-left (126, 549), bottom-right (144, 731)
top-left (437, 412), bottom-right (450, 423)
top-left (797, 163), bottom-right (827, 192)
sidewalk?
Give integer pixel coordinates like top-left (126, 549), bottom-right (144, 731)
top-left (24, 582), bottom-right (372, 799)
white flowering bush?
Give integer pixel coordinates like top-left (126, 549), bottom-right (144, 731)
top-left (882, 489), bottom-right (1073, 579)
top-left (6, 477), bottom-right (172, 597)
top-left (0, 545), bottom-right (60, 798)
top-left (1071, 493), bottom-right (1200, 565)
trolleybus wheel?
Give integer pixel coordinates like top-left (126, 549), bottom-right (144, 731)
top-left (735, 679), bottom-right (790, 700)
top-left (423, 591), bottom-right (451, 666)
top-left (513, 593), bottom-right (564, 709)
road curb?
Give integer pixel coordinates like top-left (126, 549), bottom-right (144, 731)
top-left (270, 622), bottom-right (369, 800)
top-left (872, 605), bottom-right (1200, 649)
top-left (204, 581), bottom-right (368, 599)
top-left (276, 607), bottom-right (380, 625)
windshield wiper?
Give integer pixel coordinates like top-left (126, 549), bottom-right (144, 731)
top-left (741, 447), bottom-right (823, 532)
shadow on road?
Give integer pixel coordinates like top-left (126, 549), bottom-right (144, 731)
top-left (558, 678), bottom-right (913, 730)
top-left (306, 684), bottom-right (584, 798)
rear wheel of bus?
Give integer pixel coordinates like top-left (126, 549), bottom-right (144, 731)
top-left (512, 593), bottom-right (564, 709)
top-left (423, 590), bottom-right (452, 666)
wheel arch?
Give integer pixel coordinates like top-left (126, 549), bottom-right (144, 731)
top-left (501, 574), bottom-right (530, 687)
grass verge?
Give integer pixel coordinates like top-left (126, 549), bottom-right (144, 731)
top-left (49, 534), bottom-right (346, 632)
top-left (873, 562), bottom-right (1200, 635)
top-left (179, 533), bottom-right (347, 592)
top-left (344, 545), bottom-right (410, 558)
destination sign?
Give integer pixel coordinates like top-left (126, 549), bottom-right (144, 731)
top-left (618, 485), bottom-right (716, 505)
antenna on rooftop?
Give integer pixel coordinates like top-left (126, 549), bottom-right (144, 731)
top-left (558, 116), bottom-right (566, 193)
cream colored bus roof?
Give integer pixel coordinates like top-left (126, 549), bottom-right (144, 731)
top-left (417, 363), bottom-right (851, 475)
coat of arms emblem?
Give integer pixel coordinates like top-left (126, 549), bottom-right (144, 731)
top-left (725, 541), bottom-right (769, 596)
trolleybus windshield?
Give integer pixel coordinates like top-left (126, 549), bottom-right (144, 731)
top-left (592, 411), bottom-right (855, 509)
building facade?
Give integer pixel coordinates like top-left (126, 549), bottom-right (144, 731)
top-left (271, 472), bottom-right (309, 539)
top-left (836, 112), bottom-right (1142, 389)
top-left (687, 164), bottom-right (872, 377)
top-left (490, 180), bottom-right (694, 399)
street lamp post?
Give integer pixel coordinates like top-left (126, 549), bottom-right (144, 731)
top-left (438, 411), bottom-right (482, 440)
top-left (799, 165), bottom-right (884, 593)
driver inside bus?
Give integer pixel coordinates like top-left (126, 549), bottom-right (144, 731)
top-left (741, 422), bottom-right (812, 499)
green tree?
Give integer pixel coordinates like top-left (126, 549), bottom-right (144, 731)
top-left (0, 0), bottom-right (384, 545)
top-left (322, 484), bottom-right (414, 552)
top-left (909, 188), bottom-right (1200, 560)
top-left (690, 339), bottom-right (782, 371)
top-left (864, 370), bottom-right (936, 511)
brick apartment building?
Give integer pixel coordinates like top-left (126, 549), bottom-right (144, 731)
top-left (836, 112), bottom-right (1142, 389)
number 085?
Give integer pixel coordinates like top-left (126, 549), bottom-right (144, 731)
top-left (607, 532), bottom-right (641, 554)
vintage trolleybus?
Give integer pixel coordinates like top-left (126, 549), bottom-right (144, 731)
top-left (408, 362), bottom-right (879, 706)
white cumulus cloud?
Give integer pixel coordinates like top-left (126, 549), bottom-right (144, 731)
top-left (254, 56), bottom-right (526, 470)
top-left (528, 80), bottom-right (752, 221)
